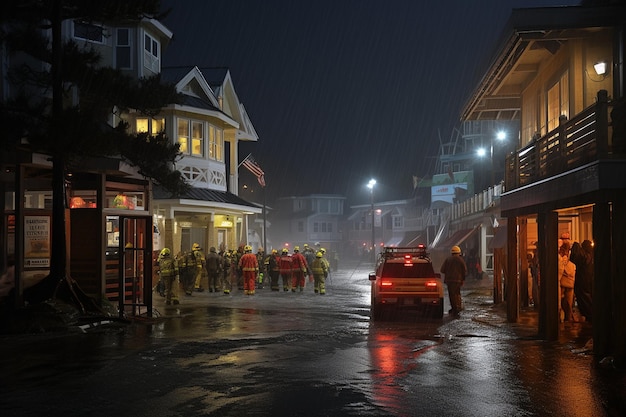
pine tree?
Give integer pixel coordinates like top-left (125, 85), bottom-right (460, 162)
top-left (1, 0), bottom-right (188, 312)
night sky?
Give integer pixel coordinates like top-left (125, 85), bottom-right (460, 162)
top-left (160, 0), bottom-right (580, 205)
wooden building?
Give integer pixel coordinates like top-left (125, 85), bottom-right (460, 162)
top-left (462, 4), bottom-right (626, 363)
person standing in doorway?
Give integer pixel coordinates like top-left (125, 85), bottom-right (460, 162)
top-left (440, 245), bottom-right (467, 317)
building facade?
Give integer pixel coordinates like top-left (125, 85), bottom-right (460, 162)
top-left (462, 4), bottom-right (626, 362)
top-left (1, 11), bottom-right (259, 317)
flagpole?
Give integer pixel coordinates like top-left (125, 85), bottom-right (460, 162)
top-left (263, 186), bottom-right (267, 254)
top-left (238, 153), bottom-right (251, 168)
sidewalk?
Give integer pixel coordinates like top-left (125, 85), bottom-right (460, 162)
top-left (462, 275), bottom-right (594, 347)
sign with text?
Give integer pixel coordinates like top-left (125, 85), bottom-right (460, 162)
top-left (24, 215), bottom-right (50, 268)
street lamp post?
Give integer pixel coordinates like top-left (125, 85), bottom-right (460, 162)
top-left (477, 130), bottom-right (506, 188)
top-left (367, 179), bottom-right (376, 264)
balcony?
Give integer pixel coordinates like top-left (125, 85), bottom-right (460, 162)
top-left (504, 91), bottom-right (620, 192)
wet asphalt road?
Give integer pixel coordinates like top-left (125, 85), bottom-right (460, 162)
top-left (1, 260), bottom-right (624, 417)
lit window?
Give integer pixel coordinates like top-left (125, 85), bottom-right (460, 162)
top-left (547, 70), bottom-right (569, 132)
top-left (136, 119), bottom-right (149, 133)
top-left (136, 118), bottom-right (165, 135)
top-left (192, 122), bottom-right (204, 156)
top-left (178, 119), bottom-right (189, 154)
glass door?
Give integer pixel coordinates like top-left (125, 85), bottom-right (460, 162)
top-left (107, 216), bottom-right (151, 317)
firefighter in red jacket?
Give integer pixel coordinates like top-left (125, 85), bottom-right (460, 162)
top-left (291, 246), bottom-right (309, 292)
top-left (238, 245), bottom-right (259, 295)
top-left (279, 248), bottom-right (293, 292)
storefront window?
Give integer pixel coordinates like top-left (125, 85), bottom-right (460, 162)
top-left (107, 192), bottom-right (145, 210)
top-left (69, 190), bottom-right (97, 208)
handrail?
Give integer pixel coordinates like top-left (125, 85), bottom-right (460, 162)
top-left (505, 90), bottom-right (614, 190)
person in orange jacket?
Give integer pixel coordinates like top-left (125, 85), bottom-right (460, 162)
top-left (291, 246), bottom-right (309, 292)
top-left (238, 245), bottom-right (259, 295)
top-left (278, 248), bottom-right (293, 292)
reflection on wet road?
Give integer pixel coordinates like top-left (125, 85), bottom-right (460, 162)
top-left (0, 261), bottom-right (620, 417)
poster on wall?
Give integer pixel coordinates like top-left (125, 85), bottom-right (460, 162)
top-left (24, 215), bottom-right (50, 268)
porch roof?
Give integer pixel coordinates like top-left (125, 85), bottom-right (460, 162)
top-left (153, 186), bottom-right (260, 210)
top-left (462, 4), bottom-right (626, 122)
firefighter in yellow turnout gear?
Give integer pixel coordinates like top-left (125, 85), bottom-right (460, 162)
top-left (158, 248), bottom-right (180, 305)
top-left (192, 243), bottom-right (207, 292)
top-left (311, 251), bottom-right (329, 294)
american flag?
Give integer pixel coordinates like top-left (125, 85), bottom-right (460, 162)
top-left (241, 154), bottom-right (266, 187)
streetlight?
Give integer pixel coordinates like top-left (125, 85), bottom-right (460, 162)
top-left (367, 179), bottom-right (376, 264)
top-left (476, 131), bottom-right (506, 187)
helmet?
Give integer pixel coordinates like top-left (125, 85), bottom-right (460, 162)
top-left (303, 243), bottom-right (309, 248)
top-left (451, 245), bottom-right (461, 254)
top-left (282, 248), bottom-right (289, 254)
top-left (316, 251), bottom-right (323, 258)
top-left (160, 248), bottom-right (171, 257)
top-left (272, 249), bottom-right (278, 254)
top-left (294, 246), bottom-right (300, 252)
top-left (244, 245), bottom-right (252, 252)
top-left (320, 248), bottom-right (326, 254)
top-left (192, 243), bottom-right (201, 251)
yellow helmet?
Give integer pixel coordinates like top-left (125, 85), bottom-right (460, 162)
top-left (160, 248), bottom-right (171, 257)
top-left (316, 251), bottom-right (323, 258)
top-left (282, 248), bottom-right (289, 254)
top-left (294, 246), bottom-right (300, 252)
top-left (320, 248), bottom-right (326, 254)
top-left (192, 243), bottom-right (201, 251)
top-left (244, 245), bottom-right (252, 252)
top-left (272, 249), bottom-right (278, 254)
top-left (451, 245), bottom-right (461, 254)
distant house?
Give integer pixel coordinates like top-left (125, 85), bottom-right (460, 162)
top-left (270, 194), bottom-right (345, 254)
top-left (462, 3), bottom-right (626, 361)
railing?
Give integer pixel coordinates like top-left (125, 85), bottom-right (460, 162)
top-left (449, 183), bottom-right (503, 221)
top-left (505, 90), bottom-right (614, 191)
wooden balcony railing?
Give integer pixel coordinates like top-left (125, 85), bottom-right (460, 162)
top-left (505, 90), bottom-right (616, 190)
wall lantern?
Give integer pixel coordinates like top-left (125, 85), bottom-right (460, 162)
top-left (593, 61), bottom-right (607, 76)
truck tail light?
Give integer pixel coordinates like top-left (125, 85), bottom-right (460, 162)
top-left (425, 281), bottom-right (438, 291)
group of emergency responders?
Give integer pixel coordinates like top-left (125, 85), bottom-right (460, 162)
top-left (155, 243), bottom-right (332, 303)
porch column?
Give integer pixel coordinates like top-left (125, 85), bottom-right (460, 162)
top-left (538, 210), bottom-right (559, 340)
top-left (163, 218), bottom-right (174, 252)
top-left (594, 199), bottom-right (626, 363)
top-left (612, 197), bottom-right (626, 364)
top-left (506, 216), bottom-right (518, 322)
top-left (519, 217), bottom-right (529, 307)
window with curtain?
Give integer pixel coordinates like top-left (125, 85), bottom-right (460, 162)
top-left (547, 70), bottom-right (569, 133)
